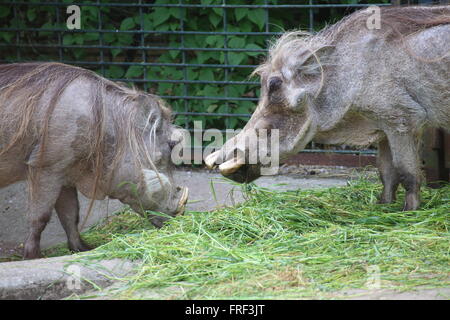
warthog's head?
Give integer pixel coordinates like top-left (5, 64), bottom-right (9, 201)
top-left (108, 122), bottom-right (188, 228)
top-left (76, 92), bottom-right (188, 228)
top-left (205, 32), bottom-right (332, 182)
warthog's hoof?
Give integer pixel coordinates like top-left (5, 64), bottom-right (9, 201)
top-left (23, 246), bottom-right (42, 260)
top-left (69, 240), bottom-right (92, 253)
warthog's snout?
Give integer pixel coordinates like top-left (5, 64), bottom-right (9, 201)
top-left (147, 186), bottom-right (189, 228)
top-left (205, 150), bottom-right (261, 183)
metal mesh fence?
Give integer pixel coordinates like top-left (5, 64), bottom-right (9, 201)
top-left (0, 0), bottom-right (401, 155)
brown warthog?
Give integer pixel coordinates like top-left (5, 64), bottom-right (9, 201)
top-left (206, 6), bottom-right (450, 211)
top-left (0, 62), bottom-right (188, 259)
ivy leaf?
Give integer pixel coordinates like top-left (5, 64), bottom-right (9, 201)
top-left (208, 13), bottom-right (221, 28)
top-left (206, 35), bottom-right (224, 47)
top-left (245, 43), bottom-right (264, 57)
top-left (125, 66), bottom-right (143, 78)
top-left (73, 34), bottom-right (84, 45)
top-left (187, 69), bottom-right (199, 80)
top-left (228, 85), bottom-right (246, 97)
top-left (0, 6), bottom-right (10, 18)
top-left (200, 69), bottom-right (214, 82)
top-left (39, 22), bottom-right (55, 37)
top-left (103, 32), bottom-right (115, 44)
top-left (62, 34), bottom-right (73, 45)
top-left (73, 48), bottom-right (84, 60)
top-left (207, 103), bottom-right (219, 113)
top-left (228, 117), bottom-right (238, 129)
top-left (83, 32), bottom-right (99, 41)
top-left (141, 14), bottom-right (153, 30)
top-left (247, 9), bottom-right (266, 30)
top-left (1, 32), bottom-right (14, 43)
top-left (27, 8), bottom-right (36, 21)
top-left (111, 48), bottom-right (122, 58)
top-left (159, 82), bottom-right (173, 95)
top-left (152, 7), bottom-right (171, 27)
top-left (170, 22), bottom-right (179, 31)
top-left (228, 52), bottom-right (246, 65)
top-left (168, 43), bottom-right (179, 59)
top-left (239, 21), bottom-right (253, 33)
top-left (202, 85), bottom-right (220, 98)
top-left (120, 17), bottom-right (136, 31)
top-left (169, 7), bottom-right (181, 19)
top-left (228, 37), bottom-right (245, 49)
top-left (108, 65), bottom-right (125, 79)
top-left (117, 34), bottom-right (133, 46)
top-left (205, 35), bottom-right (217, 46)
top-left (196, 51), bottom-right (211, 64)
top-left (235, 8), bottom-right (248, 22)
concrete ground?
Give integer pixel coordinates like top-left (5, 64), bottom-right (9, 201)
top-left (0, 183), bottom-right (124, 258)
top-left (0, 169), bottom-right (347, 258)
top-left (0, 254), bottom-right (448, 300)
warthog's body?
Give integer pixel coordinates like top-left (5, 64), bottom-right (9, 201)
top-left (206, 6), bottom-right (450, 210)
top-left (0, 62), bottom-right (188, 259)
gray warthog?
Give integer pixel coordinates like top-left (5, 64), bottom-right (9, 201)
top-left (0, 62), bottom-right (188, 259)
top-left (206, 6), bottom-right (450, 211)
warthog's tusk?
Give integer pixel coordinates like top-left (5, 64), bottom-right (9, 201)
top-left (219, 157), bottom-right (245, 175)
top-left (176, 187), bottom-right (189, 216)
top-left (204, 150), bottom-right (221, 169)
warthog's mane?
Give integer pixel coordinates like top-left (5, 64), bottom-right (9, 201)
top-left (0, 62), bottom-right (171, 206)
top-left (253, 5), bottom-right (450, 78)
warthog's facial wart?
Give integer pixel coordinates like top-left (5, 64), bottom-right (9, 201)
top-left (139, 169), bottom-right (189, 227)
top-left (143, 168), bottom-right (171, 202)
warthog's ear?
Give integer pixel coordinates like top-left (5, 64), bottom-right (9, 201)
top-left (296, 45), bottom-right (334, 75)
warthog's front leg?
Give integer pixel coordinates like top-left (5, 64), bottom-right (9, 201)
top-left (385, 131), bottom-right (422, 211)
top-left (23, 171), bottom-right (64, 259)
top-left (377, 137), bottom-right (400, 204)
top-left (55, 186), bottom-right (91, 253)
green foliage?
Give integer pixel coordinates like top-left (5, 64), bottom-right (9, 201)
top-left (0, 0), bottom-right (390, 131)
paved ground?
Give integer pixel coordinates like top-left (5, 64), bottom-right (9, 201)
top-left (0, 183), bottom-right (123, 257)
top-left (176, 169), bottom-right (348, 212)
top-left (0, 169), bottom-right (347, 258)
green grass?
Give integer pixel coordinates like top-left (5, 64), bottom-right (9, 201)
top-left (66, 178), bottom-right (449, 299)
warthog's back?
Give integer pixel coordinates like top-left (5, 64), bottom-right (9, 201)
top-left (0, 63), bottom-right (110, 188)
top-left (325, 6), bottom-right (450, 130)
top-left (403, 24), bottom-right (450, 128)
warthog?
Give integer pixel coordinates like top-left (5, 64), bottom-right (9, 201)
top-left (0, 62), bottom-right (188, 259)
top-left (206, 6), bottom-right (450, 211)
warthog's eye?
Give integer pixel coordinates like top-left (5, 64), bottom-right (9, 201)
top-left (169, 140), bottom-right (178, 150)
top-left (168, 139), bottom-right (178, 150)
top-left (268, 76), bottom-right (282, 94)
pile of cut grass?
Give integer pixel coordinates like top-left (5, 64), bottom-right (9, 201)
top-left (71, 179), bottom-right (449, 299)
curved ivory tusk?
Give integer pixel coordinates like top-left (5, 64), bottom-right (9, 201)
top-left (219, 157), bottom-right (245, 175)
top-left (176, 187), bottom-right (189, 215)
top-left (204, 150), bottom-right (221, 169)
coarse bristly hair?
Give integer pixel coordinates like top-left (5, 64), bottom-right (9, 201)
top-left (252, 5), bottom-right (450, 78)
top-left (0, 62), bottom-right (172, 214)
